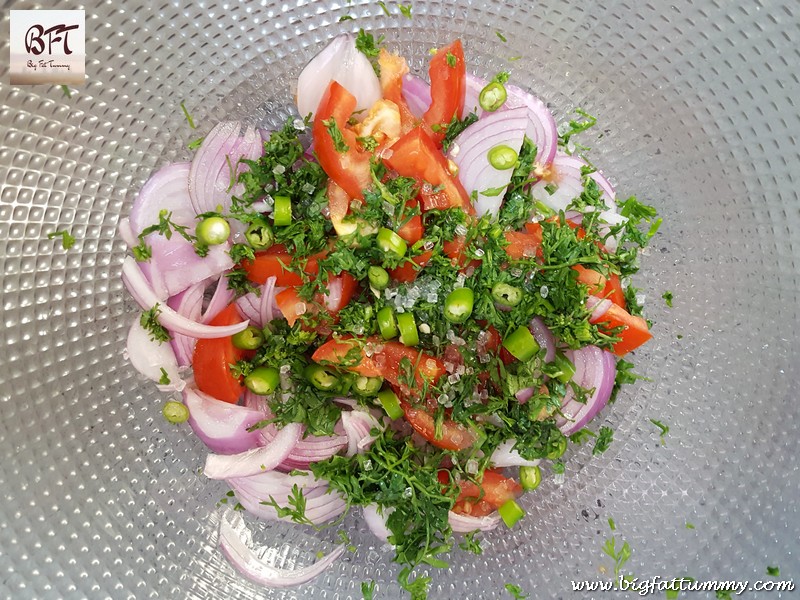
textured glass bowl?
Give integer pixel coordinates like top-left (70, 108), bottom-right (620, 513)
top-left (1, 1), bottom-right (798, 598)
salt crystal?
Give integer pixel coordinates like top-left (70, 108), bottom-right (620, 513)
top-left (280, 364), bottom-right (291, 374)
top-left (455, 224), bottom-right (468, 237)
top-left (636, 293), bottom-right (647, 306)
top-left (403, 487), bottom-right (413, 499)
top-left (450, 142), bottom-right (461, 157)
top-left (363, 459), bottom-right (373, 471)
top-left (540, 285), bottom-right (549, 298)
top-left (455, 365), bottom-right (465, 376)
top-left (430, 280), bottom-right (442, 289)
top-left (455, 273), bottom-right (466, 288)
top-left (293, 118), bottom-right (306, 131)
top-left (474, 247), bottom-right (485, 258)
top-left (419, 323), bottom-right (431, 334)
top-left (465, 459), bottom-right (478, 475)
top-left (272, 164), bottom-right (286, 175)
top-left (447, 374), bottom-right (460, 384)
top-left (426, 292), bottom-right (438, 303)
top-left (382, 201), bottom-right (395, 215)
top-left (295, 302), bottom-right (307, 315)
top-left (432, 335), bottom-right (441, 346)
top-left (423, 240), bottom-right (435, 251)
top-left (301, 182), bottom-right (316, 195)
top-left (443, 361), bottom-right (455, 373)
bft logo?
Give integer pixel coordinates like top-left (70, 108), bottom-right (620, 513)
top-left (10, 10), bottom-right (85, 85)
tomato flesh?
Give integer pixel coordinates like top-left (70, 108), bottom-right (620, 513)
top-left (400, 400), bottom-right (477, 451)
top-left (422, 40), bottom-right (466, 143)
top-left (590, 302), bottom-right (652, 356)
top-left (192, 304), bottom-right (246, 404)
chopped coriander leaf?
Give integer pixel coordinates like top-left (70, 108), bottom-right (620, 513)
top-left (226, 267), bottom-right (260, 297)
top-left (441, 112), bottom-right (478, 153)
top-left (569, 428), bottom-right (596, 445)
top-left (715, 592), bottom-right (733, 600)
top-left (398, 567), bottom-right (431, 600)
top-left (649, 418), bottom-right (669, 444)
top-left (47, 229), bottom-right (76, 250)
top-left (504, 583), bottom-right (528, 599)
top-left (323, 118), bottom-right (350, 153)
top-left (377, 0), bottom-right (391, 16)
top-left (261, 484), bottom-right (314, 526)
top-left (356, 135), bottom-right (379, 152)
top-left (180, 100), bottom-right (196, 129)
top-left (592, 426), bottom-right (613, 455)
top-left (662, 290), bottom-right (673, 307)
top-left (608, 517), bottom-right (616, 531)
top-left (446, 52), bottom-right (457, 68)
top-left (508, 55), bottom-right (522, 61)
top-left (140, 305), bottom-right (171, 343)
top-left (685, 522), bottom-right (695, 529)
top-left (355, 29), bottom-right (383, 76)
top-left (602, 535), bottom-right (631, 577)
top-left (398, 3), bottom-right (413, 19)
top-left (609, 359), bottom-right (649, 403)
top-left (339, 14), bottom-right (354, 21)
top-left (187, 136), bottom-right (204, 150)
top-left (458, 531), bottom-right (483, 555)
top-left (496, 30), bottom-right (507, 42)
top-left (158, 367), bottom-right (171, 385)
top-left (59, 84), bottom-right (72, 98)
top-left (766, 565), bottom-right (780, 577)
top-left (558, 108), bottom-right (597, 146)
top-left (361, 580), bottom-right (377, 600)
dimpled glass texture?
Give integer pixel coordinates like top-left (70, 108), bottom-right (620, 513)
top-left (0, 0), bottom-right (798, 598)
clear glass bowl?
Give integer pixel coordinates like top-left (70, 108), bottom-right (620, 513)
top-left (1, 1), bottom-right (798, 598)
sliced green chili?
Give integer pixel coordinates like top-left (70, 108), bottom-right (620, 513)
top-left (377, 306), bottom-right (399, 340)
top-left (443, 288), bottom-right (474, 324)
top-left (162, 400), bottom-right (190, 424)
top-left (231, 326), bottom-right (265, 350)
top-left (304, 364), bottom-right (339, 391)
top-left (377, 388), bottom-right (404, 420)
top-left (354, 375), bottom-right (384, 397)
top-left (376, 227), bottom-right (407, 257)
top-left (273, 195), bottom-right (292, 226)
top-left (502, 325), bottom-right (540, 362)
top-left (396, 312), bottom-right (419, 346)
top-left (479, 81), bottom-right (507, 112)
top-left (487, 144), bottom-right (518, 170)
top-left (244, 366), bottom-right (280, 395)
top-left (491, 282), bottom-right (523, 307)
top-left (498, 499), bottom-right (525, 528)
top-left (368, 265), bottom-right (390, 291)
top-left (245, 219), bottom-right (274, 249)
top-left (519, 465), bottom-right (542, 491)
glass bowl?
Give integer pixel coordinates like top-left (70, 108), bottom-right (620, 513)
top-left (1, 1), bottom-right (797, 598)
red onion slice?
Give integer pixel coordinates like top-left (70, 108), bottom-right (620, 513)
top-left (129, 162), bottom-right (195, 233)
top-left (167, 282), bottom-right (206, 366)
top-left (531, 152), bottom-right (585, 213)
top-left (118, 217), bottom-right (137, 248)
top-left (448, 510), bottom-right (502, 533)
top-left (341, 410), bottom-right (383, 457)
top-left (529, 317), bottom-right (556, 363)
top-left (144, 235), bottom-right (234, 300)
top-left (204, 422), bottom-right (303, 480)
top-left (504, 82), bottom-right (558, 167)
top-left (296, 33), bottom-right (381, 120)
top-left (202, 274), bottom-right (235, 324)
top-left (183, 384), bottom-right (266, 454)
top-left (363, 504), bottom-right (394, 543)
top-left (586, 296), bottom-right (613, 322)
top-left (450, 106), bottom-right (529, 217)
top-left (126, 316), bottom-right (184, 392)
top-left (218, 509), bottom-right (345, 588)
top-left (402, 73), bottom-right (431, 118)
top-left (188, 121), bottom-right (262, 216)
top-left (122, 257), bottom-right (250, 339)
top-left (556, 345), bottom-right (617, 435)
top-left (489, 439), bottom-right (541, 468)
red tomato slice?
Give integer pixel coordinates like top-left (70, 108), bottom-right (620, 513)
top-left (602, 273), bottom-right (626, 308)
top-left (573, 265), bottom-right (607, 295)
top-left (275, 287), bottom-right (308, 327)
top-left (397, 200), bottom-right (423, 245)
top-left (192, 304), bottom-right (246, 404)
top-left (312, 336), bottom-right (446, 391)
top-left (313, 81), bottom-right (372, 200)
top-left (590, 302), bottom-right (652, 356)
top-left (454, 471), bottom-right (523, 509)
top-left (322, 272), bottom-right (358, 313)
top-left (504, 230), bottom-right (543, 260)
top-left (422, 40), bottom-right (466, 143)
top-left (399, 400), bottom-right (477, 451)
top-left (241, 244), bottom-right (325, 286)
top-left (389, 250), bottom-right (433, 283)
top-left (384, 126), bottom-right (473, 214)
top-left (275, 273), bottom-right (357, 327)
top-left (378, 48), bottom-right (418, 135)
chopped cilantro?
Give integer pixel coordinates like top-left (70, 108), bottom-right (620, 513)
top-left (649, 418), bottom-right (669, 445)
top-left (361, 580), bottom-right (377, 600)
top-left (377, 0), bottom-right (391, 16)
top-left (592, 426), bottom-right (613, 455)
top-left (766, 566), bottom-right (780, 577)
top-left (47, 229), bottom-right (75, 250)
top-left (158, 368), bottom-right (171, 385)
top-left (355, 29), bottom-right (383, 76)
top-left (322, 117), bottom-right (350, 153)
top-left (139, 305), bottom-right (171, 344)
top-left (496, 30), bottom-right (507, 42)
top-left (398, 3), bottom-right (413, 19)
top-left (558, 108), bottom-right (597, 146)
top-left (662, 290), bottom-right (673, 307)
top-left (180, 100), bottom-right (196, 129)
top-left (685, 522), bottom-right (695, 530)
top-left (59, 84), bottom-right (72, 98)
top-left (187, 136), bottom-right (204, 150)
top-left (602, 535), bottom-right (631, 577)
top-left (458, 531), bottom-right (483, 555)
top-left (441, 112), bottom-right (478, 153)
top-left (446, 52), bottom-right (457, 68)
top-left (504, 583), bottom-right (528, 599)
top-left (339, 14), bottom-right (354, 21)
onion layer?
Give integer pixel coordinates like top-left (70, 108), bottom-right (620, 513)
top-left (183, 384), bottom-right (266, 454)
top-left (218, 509), bottom-right (345, 588)
top-left (204, 422), bottom-right (303, 479)
top-left (126, 316), bottom-right (184, 392)
top-left (448, 510), bottom-right (502, 533)
top-left (363, 504), bottom-right (394, 543)
top-left (489, 439), bottom-right (541, 468)
top-left (122, 257), bottom-right (250, 339)
top-left (556, 346), bottom-right (617, 435)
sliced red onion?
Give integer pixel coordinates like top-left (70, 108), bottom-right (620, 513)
top-left (122, 257), bottom-right (250, 339)
top-left (448, 510), bottom-right (502, 533)
top-left (218, 509), bottom-right (345, 588)
top-left (556, 346), bottom-right (617, 435)
top-left (257, 415), bottom-right (348, 472)
top-left (183, 384), bottom-right (267, 454)
top-left (204, 422), bottom-right (303, 479)
top-left (341, 410), bottom-right (383, 457)
top-left (363, 504), bottom-right (394, 543)
top-left (118, 217), bottom-right (137, 248)
top-left (531, 152), bottom-right (585, 213)
top-left (504, 82), bottom-right (558, 168)
top-left (296, 33), bottom-right (381, 120)
top-left (586, 296), bottom-right (613, 322)
top-left (260, 276), bottom-right (282, 326)
top-left (323, 276), bottom-right (344, 313)
top-left (450, 106), bottom-right (529, 217)
top-left (489, 439), bottom-right (541, 468)
top-left (515, 387), bottom-right (535, 404)
top-left (143, 235), bottom-right (234, 300)
top-left (188, 121), bottom-right (262, 216)
top-left (230, 473), bottom-right (347, 525)
top-left (167, 282), bottom-right (206, 366)
top-left (529, 317), bottom-right (556, 363)
top-left (401, 73), bottom-right (431, 118)
top-left (202, 274), bottom-right (235, 324)
top-left (125, 316), bottom-right (184, 392)
top-left (129, 162), bottom-right (195, 233)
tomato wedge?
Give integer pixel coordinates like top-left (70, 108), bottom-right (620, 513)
top-left (384, 126), bottom-right (473, 214)
top-left (602, 272), bottom-right (626, 308)
top-left (422, 40), bottom-right (466, 144)
top-left (192, 304), bottom-right (246, 404)
top-left (504, 229), bottom-right (543, 260)
top-left (313, 81), bottom-right (372, 200)
top-left (312, 336), bottom-right (446, 391)
top-left (276, 273), bottom-right (358, 327)
top-left (590, 302), bottom-right (652, 356)
top-left (378, 48), bottom-right (417, 135)
top-left (573, 264), bottom-right (607, 295)
top-left (240, 244), bottom-right (326, 286)
top-left (439, 470), bottom-right (523, 511)
top-left (400, 400), bottom-right (477, 451)
top-left (397, 200), bottom-right (423, 245)
top-left (389, 250), bottom-right (433, 283)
